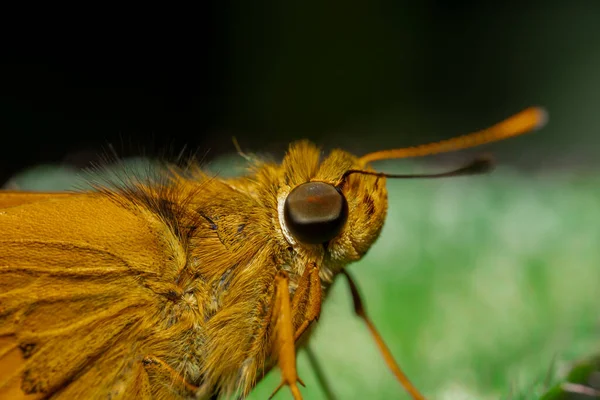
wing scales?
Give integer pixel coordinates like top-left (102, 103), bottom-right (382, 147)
top-left (0, 192), bottom-right (188, 399)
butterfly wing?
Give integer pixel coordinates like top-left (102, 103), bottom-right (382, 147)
top-left (0, 191), bottom-right (75, 208)
top-left (0, 191), bottom-right (192, 399)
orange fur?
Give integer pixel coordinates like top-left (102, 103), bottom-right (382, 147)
top-left (0, 106), bottom-right (544, 399)
top-left (0, 142), bottom-right (387, 399)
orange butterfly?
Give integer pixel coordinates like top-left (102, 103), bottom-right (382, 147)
top-left (0, 107), bottom-right (546, 399)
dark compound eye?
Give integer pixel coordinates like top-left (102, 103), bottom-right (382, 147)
top-left (283, 182), bottom-right (348, 244)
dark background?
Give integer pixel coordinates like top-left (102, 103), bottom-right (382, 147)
top-left (2, 1), bottom-right (599, 185)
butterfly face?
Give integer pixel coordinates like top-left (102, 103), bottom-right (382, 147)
top-left (267, 141), bottom-right (388, 283)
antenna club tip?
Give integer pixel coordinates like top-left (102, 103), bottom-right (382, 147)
top-left (529, 106), bottom-right (549, 130)
top-left (472, 154), bottom-right (496, 174)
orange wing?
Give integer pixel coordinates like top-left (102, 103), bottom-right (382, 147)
top-left (0, 191), bottom-right (193, 399)
top-left (0, 191), bottom-right (76, 209)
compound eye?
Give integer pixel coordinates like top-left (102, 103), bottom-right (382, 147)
top-left (283, 182), bottom-right (348, 244)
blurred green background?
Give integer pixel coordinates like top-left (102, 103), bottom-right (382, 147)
top-left (2, 2), bottom-right (600, 399)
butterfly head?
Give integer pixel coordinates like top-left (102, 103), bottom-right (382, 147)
top-left (275, 141), bottom-right (389, 279)
top-left (274, 107), bottom-right (547, 278)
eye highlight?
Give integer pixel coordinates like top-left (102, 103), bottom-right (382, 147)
top-left (283, 182), bottom-right (349, 245)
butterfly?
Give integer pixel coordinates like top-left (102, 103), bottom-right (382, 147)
top-left (0, 107), bottom-right (547, 399)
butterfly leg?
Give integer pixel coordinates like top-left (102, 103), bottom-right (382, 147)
top-left (291, 265), bottom-right (336, 399)
top-left (305, 345), bottom-right (337, 400)
top-left (341, 270), bottom-right (426, 400)
top-left (291, 263), bottom-right (322, 341)
top-left (269, 271), bottom-right (304, 400)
